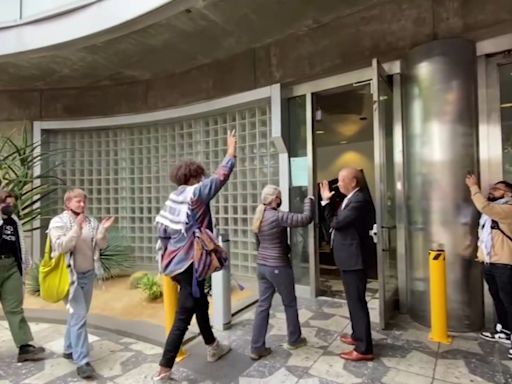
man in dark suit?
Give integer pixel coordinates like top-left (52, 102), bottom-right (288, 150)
top-left (320, 167), bottom-right (374, 361)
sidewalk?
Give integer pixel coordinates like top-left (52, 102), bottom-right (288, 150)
top-left (1, 295), bottom-right (511, 383)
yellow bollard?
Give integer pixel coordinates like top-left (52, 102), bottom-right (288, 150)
top-left (428, 249), bottom-right (452, 344)
top-left (162, 275), bottom-right (188, 361)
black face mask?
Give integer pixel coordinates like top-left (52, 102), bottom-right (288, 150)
top-left (1, 205), bottom-right (15, 217)
top-left (276, 199), bottom-right (282, 209)
top-left (69, 209), bottom-right (82, 217)
top-left (488, 194), bottom-right (501, 202)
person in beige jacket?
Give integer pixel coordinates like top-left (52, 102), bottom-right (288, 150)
top-left (48, 188), bottom-right (115, 379)
top-left (466, 175), bottom-right (512, 358)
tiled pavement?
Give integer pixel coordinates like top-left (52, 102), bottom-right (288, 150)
top-left (1, 291), bottom-right (512, 383)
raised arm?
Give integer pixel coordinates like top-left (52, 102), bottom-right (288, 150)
top-left (277, 197), bottom-right (315, 228)
top-left (470, 185), bottom-right (512, 222)
top-left (95, 216), bottom-right (115, 250)
top-left (196, 130), bottom-right (236, 203)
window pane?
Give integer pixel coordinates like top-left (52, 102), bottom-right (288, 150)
top-left (0, 0), bottom-right (20, 24)
top-left (499, 63), bottom-right (512, 181)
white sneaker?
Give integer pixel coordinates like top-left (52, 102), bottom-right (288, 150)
top-left (480, 323), bottom-right (511, 345)
top-left (152, 370), bottom-right (174, 382)
top-left (207, 339), bottom-right (231, 362)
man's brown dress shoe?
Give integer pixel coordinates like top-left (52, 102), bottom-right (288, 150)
top-left (339, 334), bottom-right (357, 346)
top-left (339, 349), bottom-right (374, 362)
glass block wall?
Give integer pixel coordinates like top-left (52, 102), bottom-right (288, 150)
top-left (41, 102), bottom-right (279, 275)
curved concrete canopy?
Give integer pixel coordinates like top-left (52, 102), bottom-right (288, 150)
top-left (0, 0), bottom-right (380, 90)
top-left (0, 0), bottom-right (177, 57)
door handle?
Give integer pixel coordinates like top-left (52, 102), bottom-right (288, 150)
top-left (370, 224), bottom-right (393, 250)
top-left (370, 224), bottom-right (378, 244)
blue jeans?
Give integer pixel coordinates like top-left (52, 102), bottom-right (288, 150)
top-left (64, 270), bottom-right (95, 366)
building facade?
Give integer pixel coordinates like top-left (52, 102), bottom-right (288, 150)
top-left (1, 0), bottom-right (512, 331)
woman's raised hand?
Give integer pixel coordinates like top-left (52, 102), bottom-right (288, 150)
top-left (227, 129), bottom-right (237, 158)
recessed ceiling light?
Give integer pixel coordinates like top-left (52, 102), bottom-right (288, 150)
top-left (316, 130), bottom-right (325, 134)
top-left (339, 140), bottom-right (348, 144)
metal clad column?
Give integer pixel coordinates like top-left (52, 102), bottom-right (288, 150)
top-left (404, 39), bottom-right (483, 331)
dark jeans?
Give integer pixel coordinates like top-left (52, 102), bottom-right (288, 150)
top-left (484, 263), bottom-right (512, 335)
top-left (342, 269), bottom-right (373, 355)
top-left (251, 264), bottom-right (302, 353)
top-left (159, 265), bottom-right (216, 369)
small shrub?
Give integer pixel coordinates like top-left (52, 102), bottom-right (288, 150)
top-left (129, 271), bottom-right (150, 289)
top-left (100, 229), bottom-right (135, 280)
top-left (139, 274), bottom-right (162, 301)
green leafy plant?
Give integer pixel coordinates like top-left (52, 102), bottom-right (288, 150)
top-left (26, 262), bottom-right (41, 296)
top-left (129, 271), bottom-right (150, 289)
top-left (0, 125), bottom-right (66, 230)
top-left (138, 274), bottom-right (163, 301)
top-left (100, 229), bottom-right (135, 280)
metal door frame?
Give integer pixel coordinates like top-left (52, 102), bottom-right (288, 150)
top-left (282, 60), bottom-right (407, 308)
top-left (477, 51), bottom-right (512, 328)
top-left (372, 59), bottom-right (403, 328)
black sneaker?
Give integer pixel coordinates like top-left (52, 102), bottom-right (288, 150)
top-left (249, 347), bottom-right (272, 361)
top-left (62, 352), bottom-right (73, 360)
top-left (17, 344), bottom-right (46, 362)
top-left (77, 362), bottom-right (96, 379)
top-left (480, 324), bottom-right (511, 345)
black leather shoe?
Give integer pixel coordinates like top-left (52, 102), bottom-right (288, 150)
top-left (249, 347), bottom-right (272, 361)
top-left (17, 344), bottom-right (45, 362)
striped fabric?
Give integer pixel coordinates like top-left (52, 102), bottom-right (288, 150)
top-left (256, 197), bottom-right (314, 267)
top-left (155, 185), bottom-right (197, 233)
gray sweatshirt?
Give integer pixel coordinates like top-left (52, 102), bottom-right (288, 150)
top-left (255, 197), bottom-right (314, 267)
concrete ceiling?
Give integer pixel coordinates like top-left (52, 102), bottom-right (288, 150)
top-left (0, 0), bottom-right (385, 90)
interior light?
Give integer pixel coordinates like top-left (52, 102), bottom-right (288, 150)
top-left (339, 140), bottom-right (349, 144)
top-left (315, 108), bottom-right (322, 121)
top-left (316, 130), bottom-right (325, 134)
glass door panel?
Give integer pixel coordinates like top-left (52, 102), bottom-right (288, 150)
top-left (287, 95), bottom-right (311, 287)
top-left (372, 58), bottom-right (398, 329)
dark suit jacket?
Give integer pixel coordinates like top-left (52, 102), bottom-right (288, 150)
top-left (323, 189), bottom-right (375, 271)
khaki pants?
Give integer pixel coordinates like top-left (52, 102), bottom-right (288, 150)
top-left (0, 258), bottom-right (33, 347)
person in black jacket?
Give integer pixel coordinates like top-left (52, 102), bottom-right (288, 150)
top-left (319, 168), bottom-right (374, 361)
top-left (0, 190), bottom-right (45, 362)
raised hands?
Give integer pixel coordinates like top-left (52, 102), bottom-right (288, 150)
top-left (227, 129), bottom-right (237, 158)
top-left (465, 174), bottom-right (478, 188)
top-left (319, 180), bottom-right (335, 202)
top-left (100, 216), bottom-right (116, 230)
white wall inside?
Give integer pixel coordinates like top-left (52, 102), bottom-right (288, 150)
top-left (315, 140), bottom-right (375, 199)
